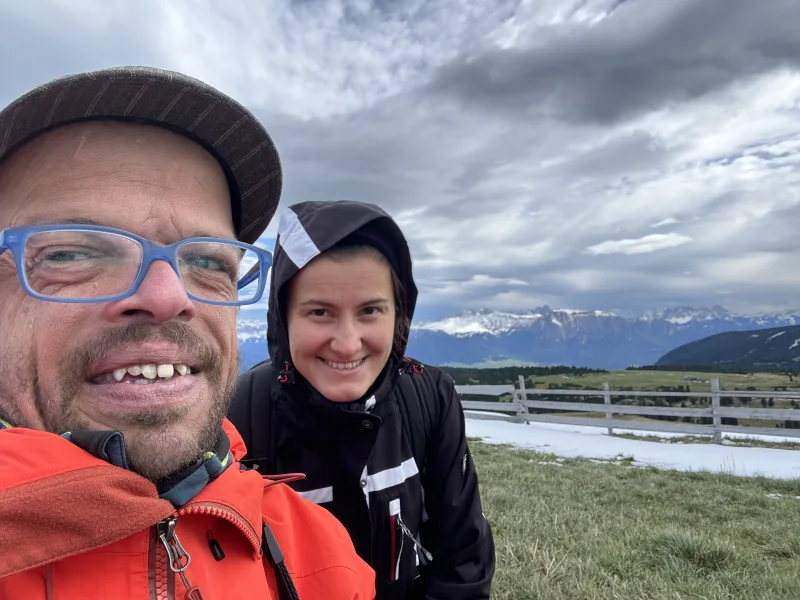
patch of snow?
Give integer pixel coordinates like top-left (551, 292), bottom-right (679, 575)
top-left (465, 410), bottom-right (516, 418)
top-left (559, 309), bottom-right (618, 317)
top-left (791, 338), bottom-right (800, 350)
top-left (767, 330), bottom-right (787, 342)
top-left (465, 420), bottom-right (800, 479)
top-left (667, 315), bottom-right (695, 325)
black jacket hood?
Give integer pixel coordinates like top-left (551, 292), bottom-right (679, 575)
top-left (266, 200), bottom-right (418, 398)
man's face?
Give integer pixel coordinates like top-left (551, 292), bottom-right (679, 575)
top-left (0, 121), bottom-right (240, 481)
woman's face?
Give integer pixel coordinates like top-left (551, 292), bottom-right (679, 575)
top-left (286, 249), bottom-right (396, 403)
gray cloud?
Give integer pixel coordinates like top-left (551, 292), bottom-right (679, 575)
top-left (3, 0), bottom-right (800, 321)
top-left (0, 2), bottom-right (164, 105)
top-left (427, 0), bottom-right (800, 125)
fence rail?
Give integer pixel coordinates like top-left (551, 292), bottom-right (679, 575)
top-left (456, 376), bottom-right (800, 443)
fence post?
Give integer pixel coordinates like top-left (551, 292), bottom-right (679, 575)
top-left (603, 381), bottom-right (613, 435)
top-left (517, 375), bottom-right (528, 423)
top-left (711, 377), bottom-right (722, 444)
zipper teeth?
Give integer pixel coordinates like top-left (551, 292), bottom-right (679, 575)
top-left (152, 527), bottom-right (172, 600)
top-left (396, 522), bottom-right (404, 580)
top-left (389, 515), bottom-right (397, 582)
top-left (177, 505), bottom-right (262, 557)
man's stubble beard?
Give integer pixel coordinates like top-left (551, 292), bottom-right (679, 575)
top-left (36, 322), bottom-right (240, 482)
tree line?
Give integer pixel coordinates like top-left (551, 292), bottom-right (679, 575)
top-left (441, 365), bottom-right (606, 386)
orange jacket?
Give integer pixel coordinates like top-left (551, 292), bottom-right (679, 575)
top-left (0, 420), bottom-right (376, 600)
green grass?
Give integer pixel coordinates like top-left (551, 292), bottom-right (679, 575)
top-left (610, 433), bottom-right (800, 452)
top-left (530, 370), bottom-right (800, 393)
top-left (471, 439), bottom-right (800, 599)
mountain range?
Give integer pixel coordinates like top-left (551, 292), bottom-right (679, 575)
top-left (237, 305), bottom-right (800, 371)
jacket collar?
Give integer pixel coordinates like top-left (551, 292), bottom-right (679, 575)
top-left (2, 418), bottom-right (235, 509)
top-left (0, 419), bottom-right (266, 578)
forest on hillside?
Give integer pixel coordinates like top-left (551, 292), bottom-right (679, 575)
top-left (440, 364), bottom-right (606, 385)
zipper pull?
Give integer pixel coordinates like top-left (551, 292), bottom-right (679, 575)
top-left (208, 530), bottom-right (226, 561)
top-left (158, 517), bottom-right (207, 600)
top-left (396, 514), bottom-right (433, 564)
top-left (184, 587), bottom-right (207, 600)
top-left (158, 517), bottom-right (191, 572)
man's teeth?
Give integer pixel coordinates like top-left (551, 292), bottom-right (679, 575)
top-left (325, 359), bottom-right (363, 371)
top-left (111, 363), bottom-right (192, 382)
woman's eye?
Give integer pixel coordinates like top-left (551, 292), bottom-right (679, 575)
top-left (309, 309), bottom-right (327, 317)
top-left (363, 307), bottom-right (382, 316)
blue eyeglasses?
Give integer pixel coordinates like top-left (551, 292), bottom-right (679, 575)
top-left (0, 224), bottom-right (273, 306)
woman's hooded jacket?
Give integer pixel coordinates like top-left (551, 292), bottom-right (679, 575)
top-left (230, 200), bottom-right (495, 600)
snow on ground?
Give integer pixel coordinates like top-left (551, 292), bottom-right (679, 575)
top-left (465, 416), bottom-right (800, 480)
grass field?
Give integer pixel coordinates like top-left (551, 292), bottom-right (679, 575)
top-left (542, 410), bottom-right (799, 438)
top-left (472, 439), bottom-right (800, 599)
top-left (611, 433), bottom-right (800, 451)
top-left (523, 369), bottom-right (800, 433)
top-left (528, 370), bottom-right (800, 392)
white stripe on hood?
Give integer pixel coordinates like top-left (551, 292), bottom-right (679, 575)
top-left (277, 208), bottom-right (321, 270)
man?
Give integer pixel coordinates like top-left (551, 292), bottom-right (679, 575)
top-left (0, 67), bottom-right (375, 600)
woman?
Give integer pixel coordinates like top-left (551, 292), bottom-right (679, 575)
top-left (229, 200), bottom-right (495, 600)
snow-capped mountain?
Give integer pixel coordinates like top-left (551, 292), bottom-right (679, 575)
top-left (236, 305), bottom-right (800, 371)
top-left (640, 305), bottom-right (735, 325)
top-left (414, 307), bottom-right (617, 336)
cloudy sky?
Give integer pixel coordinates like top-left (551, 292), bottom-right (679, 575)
top-left (3, 0), bottom-right (800, 321)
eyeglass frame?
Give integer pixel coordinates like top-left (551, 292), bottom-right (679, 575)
top-left (0, 223), bottom-right (273, 306)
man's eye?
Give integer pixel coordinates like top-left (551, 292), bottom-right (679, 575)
top-left (44, 250), bottom-right (95, 262)
top-left (184, 254), bottom-right (227, 271)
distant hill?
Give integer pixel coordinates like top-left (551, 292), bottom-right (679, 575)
top-left (656, 325), bottom-right (800, 372)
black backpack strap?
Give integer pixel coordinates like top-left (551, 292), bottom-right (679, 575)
top-left (231, 360), bottom-right (277, 474)
top-left (396, 375), bottom-right (425, 476)
top-left (262, 521), bottom-right (300, 600)
top-left (396, 359), bottom-right (440, 478)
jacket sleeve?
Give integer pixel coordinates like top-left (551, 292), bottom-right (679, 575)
top-left (416, 371), bottom-right (496, 600)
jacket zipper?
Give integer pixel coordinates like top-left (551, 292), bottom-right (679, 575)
top-left (393, 518), bottom-right (405, 581)
top-left (396, 514), bottom-right (433, 565)
top-left (176, 501), bottom-right (262, 557)
top-left (388, 499), bottom-right (402, 582)
top-left (388, 499), bottom-right (433, 583)
top-left (152, 503), bottom-right (262, 600)
top-left (157, 517), bottom-right (206, 600)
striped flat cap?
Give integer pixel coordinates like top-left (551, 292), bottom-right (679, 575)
top-left (0, 66), bottom-right (281, 244)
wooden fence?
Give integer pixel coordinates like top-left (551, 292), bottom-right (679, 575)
top-left (456, 376), bottom-right (800, 443)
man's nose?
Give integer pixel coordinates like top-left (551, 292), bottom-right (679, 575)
top-left (101, 260), bottom-right (196, 323)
